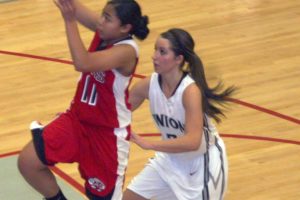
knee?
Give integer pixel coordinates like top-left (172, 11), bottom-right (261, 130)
top-left (17, 146), bottom-right (27, 175)
top-left (17, 142), bottom-right (32, 174)
top-left (17, 142), bottom-right (44, 174)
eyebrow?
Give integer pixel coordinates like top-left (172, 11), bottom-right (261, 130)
top-left (102, 10), bottom-right (112, 19)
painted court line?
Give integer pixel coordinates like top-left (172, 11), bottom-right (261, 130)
top-left (0, 151), bottom-right (86, 195)
top-left (139, 133), bottom-right (300, 146)
top-left (0, 50), bottom-right (299, 125)
top-left (0, 49), bottom-right (299, 196)
top-left (0, 130), bottom-right (299, 198)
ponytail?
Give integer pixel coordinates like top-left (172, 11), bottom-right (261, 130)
top-left (189, 53), bottom-right (236, 122)
top-left (161, 28), bottom-right (237, 123)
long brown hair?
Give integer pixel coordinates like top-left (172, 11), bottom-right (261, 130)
top-left (161, 28), bottom-right (236, 123)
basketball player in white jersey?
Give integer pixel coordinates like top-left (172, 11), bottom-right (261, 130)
top-left (123, 28), bottom-right (236, 200)
top-left (18, 0), bottom-right (149, 199)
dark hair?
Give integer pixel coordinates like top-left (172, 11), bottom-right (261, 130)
top-left (161, 28), bottom-right (236, 123)
top-left (107, 0), bottom-right (150, 40)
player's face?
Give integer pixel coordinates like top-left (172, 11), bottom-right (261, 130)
top-left (152, 37), bottom-right (182, 74)
top-left (96, 4), bottom-right (128, 41)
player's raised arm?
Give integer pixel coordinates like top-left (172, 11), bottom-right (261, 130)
top-left (72, 0), bottom-right (99, 31)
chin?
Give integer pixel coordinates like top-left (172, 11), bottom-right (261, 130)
top-left (154, 67), bottom-right (161, 74)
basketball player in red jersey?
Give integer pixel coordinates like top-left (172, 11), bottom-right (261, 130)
top-left (18, 0), bottom-right (149, 199)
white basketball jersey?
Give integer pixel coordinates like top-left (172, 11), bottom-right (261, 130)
top-left (149, 72), bottom-right (218, 161)
top-left (146, 72), bottom-right (226, 200)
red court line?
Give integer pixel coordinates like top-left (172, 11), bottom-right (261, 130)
top-left (0, 50), bottom-right (73, 65)
top-left (221, 133), bottom-right (300, 145)
top-left (228, 98), bottom-right (300, 125)
top-left (0, 131), bottom-right (299, 198)
top-left (133, 74), bottom-right (145, 79)
top-left (1, 48), bottom-right (299, 194)
top-left (50, 166), bottom-right (85, 195)
top-left (1, 50), bottom-right (299, 125)
top-left (0, 150), bottom-right (20, 158)
top-left (0, 151), bottom-right (85, 195)
top-left (139, 133), bottom-right (300, 145)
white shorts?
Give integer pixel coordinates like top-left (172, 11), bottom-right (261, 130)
top-left (127, 137), bottom-right (228, 200)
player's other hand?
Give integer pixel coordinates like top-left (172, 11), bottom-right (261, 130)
top-left (130, 132), bottom-right (153, 150)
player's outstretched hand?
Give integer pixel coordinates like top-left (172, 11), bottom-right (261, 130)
top-left (53, 0), bottom-right (76, 22)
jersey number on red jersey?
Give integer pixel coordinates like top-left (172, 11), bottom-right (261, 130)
top-left (81, 75), bottom-right (98, 106)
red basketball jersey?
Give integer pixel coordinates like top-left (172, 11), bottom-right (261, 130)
top-left (69, 32), bottom-right (138, 128)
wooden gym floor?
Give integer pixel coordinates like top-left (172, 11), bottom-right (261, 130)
top-left (0, 0), bottom-right (299, 199)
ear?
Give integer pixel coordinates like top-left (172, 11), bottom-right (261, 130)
top-left (121, 24), bottom-right (133, 34)
top-left (175, 54), bottom-right (184, 64)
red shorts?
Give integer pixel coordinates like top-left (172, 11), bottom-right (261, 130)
top-left (39, 111), bottom-right (131, 197)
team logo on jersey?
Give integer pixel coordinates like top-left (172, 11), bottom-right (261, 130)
top-left (88, 178), bottom-right (106, 192)
top-left (92, 71), bottom-right (106, 83)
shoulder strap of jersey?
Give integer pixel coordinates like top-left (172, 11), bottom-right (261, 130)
top-left (88, 31), bottom-right (102, 52)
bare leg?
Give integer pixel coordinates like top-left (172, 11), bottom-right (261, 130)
top-left (123, 189), bottom-right (149, 200)
top-left (18, 141), bottom-right (60, 198)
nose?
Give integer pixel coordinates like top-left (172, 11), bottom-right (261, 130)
top-left (152, 51), bottom-right (158, 61)
top-left (98, 15), bottom-right (105, 26)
